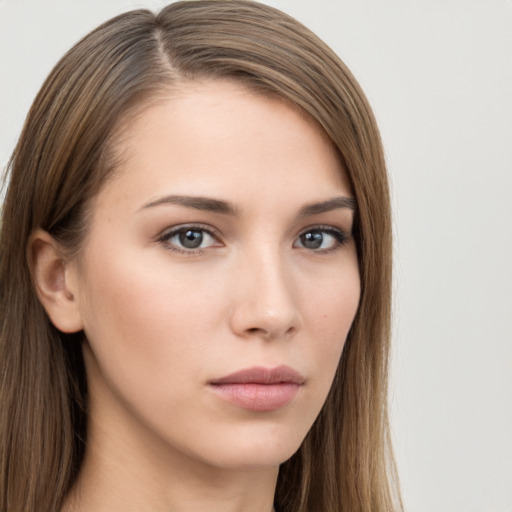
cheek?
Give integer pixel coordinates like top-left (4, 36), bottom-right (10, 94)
top-left (77, 245), bottom-right (226, 403)
top-left (299, 258), bottom-right (360, 381)
top-left (302, 255), bottom-right (360, 336)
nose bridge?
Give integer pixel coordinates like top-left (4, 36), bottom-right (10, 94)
top-left (230, 240), bottom-right (299, 340)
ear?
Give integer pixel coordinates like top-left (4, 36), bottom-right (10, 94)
top-left (27, 229), bottom-right (84, 333)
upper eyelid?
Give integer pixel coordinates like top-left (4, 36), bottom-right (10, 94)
top-left (159, 223), bottom-right (221, 239)
top-left (296, 223), bottom-right (350, 237)
top-left (159, 222), bottom-right (347, 235)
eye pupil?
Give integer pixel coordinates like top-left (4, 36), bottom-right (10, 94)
top-left (179, 229), bottom-right (203, 248)
top-left (301, 231), bottom-right (323, 249)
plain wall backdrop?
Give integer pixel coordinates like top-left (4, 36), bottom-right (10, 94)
top-left (1, 1), bottom-right (511, 511)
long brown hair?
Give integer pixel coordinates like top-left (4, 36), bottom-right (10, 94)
top-left (0, 2), bottom-right (401, 511)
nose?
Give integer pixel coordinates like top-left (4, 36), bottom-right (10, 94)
top-left (229, 249), bottom-right (301, 341)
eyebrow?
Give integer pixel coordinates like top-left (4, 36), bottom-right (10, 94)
top-left (140, 194), bottom-right (356, 216)
top-left (299, 196), bottom-right (356, 216)
top-left (140, 195), bottom-right (240, 215)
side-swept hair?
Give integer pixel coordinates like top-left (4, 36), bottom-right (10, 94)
top-left (0, 2), bottom-right (401, 511)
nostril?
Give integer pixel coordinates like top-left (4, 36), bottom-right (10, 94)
top-left (244, 325), bottom-right (296, 340)
top-left (246, 327), bottom-right (267, 336)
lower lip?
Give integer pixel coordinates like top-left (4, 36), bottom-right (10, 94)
top-left (209, 383), bottom-right (301, 412)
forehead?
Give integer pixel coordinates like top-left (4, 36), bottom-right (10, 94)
top-left (96, 80), bottom-right (351, 211)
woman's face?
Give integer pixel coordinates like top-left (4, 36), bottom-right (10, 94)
top-left (70, 81), bottom-right (360, 471)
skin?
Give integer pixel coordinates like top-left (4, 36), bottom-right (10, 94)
top-left (36, 81), bottom-right (360, 512)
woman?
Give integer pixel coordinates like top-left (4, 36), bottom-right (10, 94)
top-left (0, 1), bottom-right (401, 511)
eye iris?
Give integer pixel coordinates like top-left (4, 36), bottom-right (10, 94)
top-left (302, 231), bottom-right (323, 249)
top-left (179, 229), bottom-right (203, 249)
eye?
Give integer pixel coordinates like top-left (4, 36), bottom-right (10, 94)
top-left (159, 225), bottom-right (220, 253)
top-left (294, 227), bottom-right (349, 252)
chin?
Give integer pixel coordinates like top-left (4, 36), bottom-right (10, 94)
top-left (189, 422), bottom-right (309, 471)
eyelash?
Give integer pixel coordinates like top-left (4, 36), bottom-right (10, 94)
top-left (157, 224), bottom-right (351, 255)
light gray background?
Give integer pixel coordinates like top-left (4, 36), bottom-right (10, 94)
top-left (1, 1), bottom-right (511, 511)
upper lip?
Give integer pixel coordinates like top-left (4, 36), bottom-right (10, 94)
top-left (210, 365), bottom-right (305, 385)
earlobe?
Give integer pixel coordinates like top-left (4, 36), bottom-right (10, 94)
top-left (27, 229), bottom-right (83, 333)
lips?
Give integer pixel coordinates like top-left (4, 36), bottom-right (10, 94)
top-left (209, 365), bottom-right (305, 412)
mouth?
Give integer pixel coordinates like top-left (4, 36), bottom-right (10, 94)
top-left (208, 365), bottom-right (305, 412)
